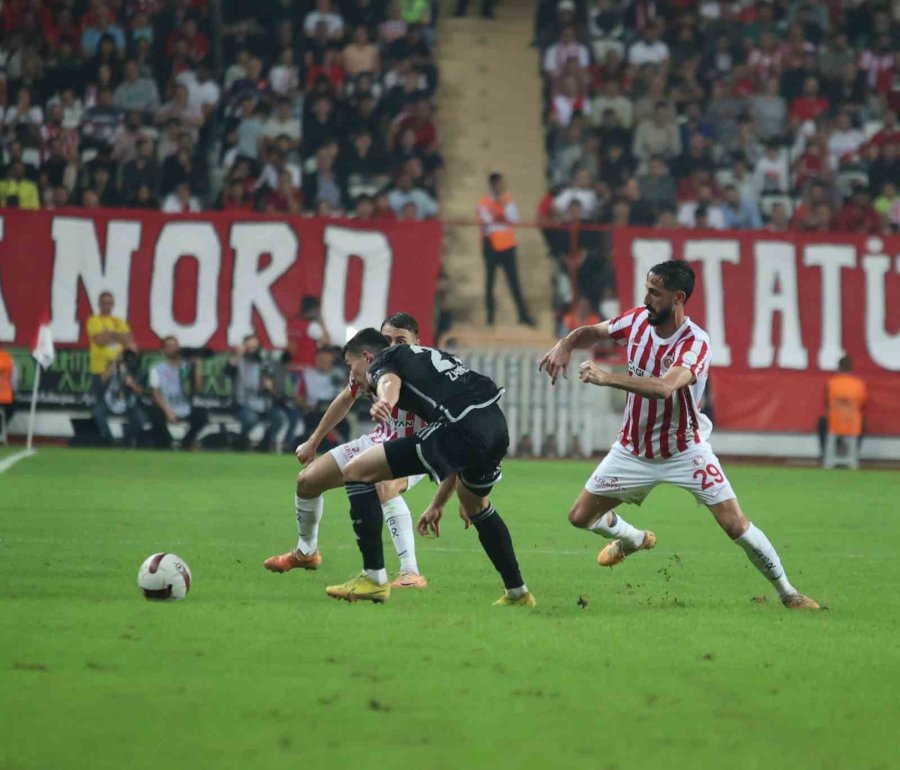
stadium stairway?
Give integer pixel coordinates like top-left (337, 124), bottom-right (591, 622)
top-left (436, 0), bottom-right (555, 347)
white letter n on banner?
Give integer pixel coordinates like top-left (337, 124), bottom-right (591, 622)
top-left (748, 241), bottom-right (808, 369)
top-left (50, 217), bottom-right (141, 342)
top-left (227, 222), bottom-right (297, 348)
top-left (321, 226), bottom-right (392, 340)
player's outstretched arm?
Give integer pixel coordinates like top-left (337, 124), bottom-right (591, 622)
top-left (539, 321), bottom-right (612, 384)
top-left (417, 474), bottom-right (458, 537)
top-left (295, 386), bottom-right (356, 464)
top-left (578, 361), bottom-right (694, 399)
top-left (370, 373), bottom-right (401, 423)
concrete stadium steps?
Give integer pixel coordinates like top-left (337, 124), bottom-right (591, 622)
top-left (436, 0), bottom-right (551, 336)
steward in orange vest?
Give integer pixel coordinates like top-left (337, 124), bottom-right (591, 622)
top-left (477, 173), bottom-right (535, 327)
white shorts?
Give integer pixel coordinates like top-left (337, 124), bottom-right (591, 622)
top-left (585, 442), bottom-right (736, 506)
top-left (329, 435), bottom-right (426, 491)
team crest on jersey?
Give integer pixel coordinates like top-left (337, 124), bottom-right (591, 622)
top-left (663, 356), bottom-right (674, 368)
top-left (692, 456), bottom-right (704, 468)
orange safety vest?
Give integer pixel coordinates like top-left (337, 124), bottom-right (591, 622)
top-left (0, 350), bottom-right (14, 405)
top-left (827, 373), bottom-right (866, 437)
top-left (478, 194), bottom-right (517, 251)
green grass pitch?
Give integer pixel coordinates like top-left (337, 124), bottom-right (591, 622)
top-left (1, 448), bottom-right (898, 770)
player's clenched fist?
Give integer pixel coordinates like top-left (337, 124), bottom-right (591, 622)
top-left (578, 360), bottom-right (609, 386)
top-left (295, 439), bottom-right (318, 465)
top-left (370, 398), bottom-right (393, 423)
top-left (538, 340), bottom-right (572, 384)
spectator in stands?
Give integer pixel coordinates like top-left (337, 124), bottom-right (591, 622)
top-left (828, 112), bottom-right (865, 170)
top-left (177, 61), bottom-right (222, 125)
top-left (265, 170), bottom-right (304, 214)
top-left (85, 291), bottom-right (135, 445)
top-left (226, 334), bottom-right (285, 452)
top-left (114, 60), bottom-right (161, 116)
top-left (148, 336), bottom-right (208, 451)
top-left (263, 99), bottom-right (302, 155)
top-left (543, 25), bottom-right (590, 79)
top-left (627, 21), bottom-right (669, 66)
top-left (121, 138), bottom-right (159, 204)
top-left (767, 202), bottom-right (791, 232)
top-left (80, 88), bottom-right (123, 151)
top-left (678, 183), bottom-right (725, 229)
top-left (719, 184), bottom-right (763, 230)
top-left (478, 172), bottom-right (535, 327)
top-left (0, 161), bottom-right (40, 209)
top-left (554, 168), bottom-right (598, 220)
top-left (303, 146), bottom-right (346, 213)
top-left (874, 182), bottom-right (900, 232)
top-left (753, 142), bottom-right (790, 196)
top-left (81, 6), bottom-right (125, 58)
top-left (591, 79), bottom-right (632, 130)
top-left (162, 181), bottom-right (202, 213)
top-left (833, 184), bottom-right (882, 234)
top-left (752, 77), bottom-right (788, 142)
top-left (304, 0), bottom-right (345, 41)
top-left (791, 183), bottom-right (833, 232)
top-left (869, 141), bottom-right (900, 196)
top-left (637, 156), bottom-right (677, 215)
top-left (386, 172), bottom-right (437, 219)
top-left (632, 102), bottom-right (681, 167)
top-left (156, 84), bottom-right (204, 142)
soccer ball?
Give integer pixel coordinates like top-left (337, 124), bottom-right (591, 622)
top-left (137, 553), bottom-right (192, 601)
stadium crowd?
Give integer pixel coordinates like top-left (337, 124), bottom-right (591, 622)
top-left (0, 0), bottom-right (442, 219)
top-left (536, 0), bottom-right (900, 316)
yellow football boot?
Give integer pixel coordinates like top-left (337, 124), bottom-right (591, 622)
top-left (326, 573), bottom-right (391, 604)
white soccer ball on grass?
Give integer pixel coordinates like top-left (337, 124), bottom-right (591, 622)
top-left (137, 553), bottom-right (192, 601)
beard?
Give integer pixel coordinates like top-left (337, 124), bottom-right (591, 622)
top-left (646, 304), bottom-right (673, 326)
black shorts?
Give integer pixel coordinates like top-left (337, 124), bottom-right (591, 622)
top-left (383, 404), bottom-right (509, 495)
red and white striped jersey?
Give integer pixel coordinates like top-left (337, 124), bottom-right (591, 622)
top-left (608, 307), bottom-right (712, 459)
top-left (349, 379), bottom-right (428, 444)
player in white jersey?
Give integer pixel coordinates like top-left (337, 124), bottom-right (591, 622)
top-left (539, 260), bottom-right (819, 609)
top-left (263, 312), bottom-right (430, 588)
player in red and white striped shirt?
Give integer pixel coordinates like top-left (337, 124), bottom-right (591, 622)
top-left (264, 312), bottom-right (430, 588)
top-left (540, 260), bottom-right (819, 609)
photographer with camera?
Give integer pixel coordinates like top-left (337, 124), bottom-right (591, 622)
top-left (148, 336), bottom-right (209, 450)
top-left (99, 348), bottom-right (146, 448)
top-left (225, 334), bottom-right (286, 452)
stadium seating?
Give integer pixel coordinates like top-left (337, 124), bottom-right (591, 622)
top-left (0, 0), bottom-right (442, 218)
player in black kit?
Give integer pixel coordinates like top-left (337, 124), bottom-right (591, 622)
top-left (326, 328), bottom-right (536, 607)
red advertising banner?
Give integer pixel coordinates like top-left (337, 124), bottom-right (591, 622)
top-left (0, 210), bottom-right (443, 351)
top-left (613, 227), bottom-right (900, 434)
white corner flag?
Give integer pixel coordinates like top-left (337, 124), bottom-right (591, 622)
top-left (26, 321), bottom-right (55, 451)
top-left (32, 322), bottom-right (56, 369)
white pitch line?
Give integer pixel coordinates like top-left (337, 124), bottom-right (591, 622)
top-left (0, 448), bottom-right (36, 476)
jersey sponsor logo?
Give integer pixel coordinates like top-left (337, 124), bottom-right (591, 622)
top-left (627, 361), bottom-right (649, 378)
top-left (692, 456), bottom-right (704, 468)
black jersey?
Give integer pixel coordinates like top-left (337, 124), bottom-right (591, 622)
top-left (367, 345), bottom-right (502, 423)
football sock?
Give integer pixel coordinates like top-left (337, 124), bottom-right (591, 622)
top-left (346, 482), bottom-right (387, 583)
top-left (469, 505), bottom-right (525, 591)
top-left (381, 495), bottom-right (419, 574)
top-left (588, 511), bottom-right (645, 550)
top-left (295, 494), bottom-right (324, 555)
top-left (734, 523), bottom-right (797, 599)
